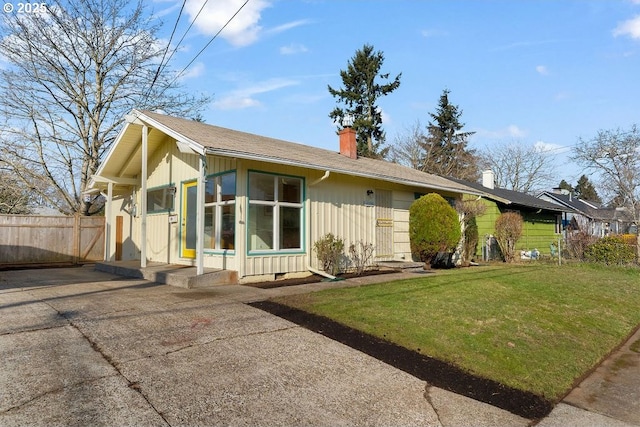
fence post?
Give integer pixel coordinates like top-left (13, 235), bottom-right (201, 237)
top-left (73, 214), bottom-right (80, 265)
top-left (558, 235), bottom-right (561, 266)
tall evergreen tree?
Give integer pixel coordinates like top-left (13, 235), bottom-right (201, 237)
top-left (575, 175), bottom-right (601, 203)
top-left (558, 179), bottom-right (574, 193)
top-left (328, 44), bottom-right (401, 159)
top-left (420, 89), bottom-right (478, 179)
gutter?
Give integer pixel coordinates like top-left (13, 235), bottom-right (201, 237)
top-left (204, 147), bottom-right (481, 197)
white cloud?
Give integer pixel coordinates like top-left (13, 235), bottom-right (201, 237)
top-left (185, 0), bottom-right (271, 47)
top-left (280, 43), bottom-right (308, 55)
top-left (536, 65), bottom-right (549, 75)
top-left (506, 125), bottom-right (527, 138)
top-left (475, 125), bottom-right (527, 139)
top-left (534, 140), bottom-right (568, 153)
top-left (613, 15), bottom-right (640, 39)
top-left (178, 62), bottom-right (205, 80)
top-left (421, 28), bottom-right (447, 38)
top-left (266, 19), bottom-right (312, 36)
top-left (213, 78), bottom-right (299, 110)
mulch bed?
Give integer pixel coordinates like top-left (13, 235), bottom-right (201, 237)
top-left (242, 269), bottom-right (401, 289)
top-left (249, 300), bottom-right (554, 421)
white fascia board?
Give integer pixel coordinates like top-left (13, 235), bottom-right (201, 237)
top-left (133, 110), bottom-right (205, 156)
top-left (91, 175), bottom-right (139, 186)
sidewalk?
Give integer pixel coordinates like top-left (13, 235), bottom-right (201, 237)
top-left (0, 266), bottom-right (637, 426)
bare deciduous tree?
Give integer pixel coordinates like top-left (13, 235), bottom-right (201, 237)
top-left (478, 142), bottom-right (557, 194)
top-left (389, 121), bottom-right (424, 170)
top-left (575, 125), bottom-right (640, 259)
top-left (0, 0), bottom-right (208, 215)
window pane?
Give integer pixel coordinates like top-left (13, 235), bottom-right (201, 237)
top-left (204, 206), bottom-right (215, 249)
top-left (221, 173), bottom-right (236, 201)
top-left (249, 173), bottom-right (275, 201)
top-left (248, 205), bottom-right (273, 250)
top-left (147, 187), bottom-right (174, 212)
top-left (279, 177), bottom-right (301, 203)
top-left (221, 205), bottom-right (235, 250)
top-left (185, 185), bottom-right (197, 250)
top-left (280, 206), bottom-right (301, 249)
top-left (205, 179), bottom-right (216, 203)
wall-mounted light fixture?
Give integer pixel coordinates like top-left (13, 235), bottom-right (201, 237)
top-left (167, 186), bottom-right (177, 197)
top-left (367, 189), bottom-right (374, 196)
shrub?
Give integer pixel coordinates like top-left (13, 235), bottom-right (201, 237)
top-left (463, 216), bottom-right (479, 264)
top-left (409, 193), bottom-right (461, 268)
top-left (313, 233), bottom-right (345, 275)
top-left (565, 230), bottom-right (598, 260)
top-left (494, 212), bottom-right (523, 263)
top-left (455, 199), bottom-right (486, 265)
top-left (348, 240), bottom-right (375, 275)
top-left (584, 236), bottom-right (635, 266)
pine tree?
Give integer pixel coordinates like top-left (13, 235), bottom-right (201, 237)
top-left (575, 175), bottom-right (601, 203)
top-left (558, 179), bottom-right (574, 193)
top-left (420, 89), bottom-right (478, 179)
top-left (328, 44), bottom-right (401, 159)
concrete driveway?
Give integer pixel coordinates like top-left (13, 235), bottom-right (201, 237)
top-left (0, 266), bottom-right (636, 426)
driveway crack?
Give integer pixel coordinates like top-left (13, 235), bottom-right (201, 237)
top-left (424, 384), bottom-right (444, 427)
top-left (42, 300), bottom-right (172, 427)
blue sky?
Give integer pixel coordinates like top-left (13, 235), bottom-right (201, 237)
top-left (155, 0), bottom-right (640, 185)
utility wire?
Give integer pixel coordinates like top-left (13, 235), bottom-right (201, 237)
top-left (156, 0), bottom-right (211, 80)
top-left (168, 0), bottom-right (250, 88)
top-left (149, 0), bottom-right (187, 94)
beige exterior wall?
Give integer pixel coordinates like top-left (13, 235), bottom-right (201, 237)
top-left (112, 136), bottom-right (461, 278)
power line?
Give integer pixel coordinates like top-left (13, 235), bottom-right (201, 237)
top-left (149, 0), bottom-right (187, 92)
top-left (169, 0), bottom-right (250, 88)
top-left (157, 0), bottom-right (211, 79)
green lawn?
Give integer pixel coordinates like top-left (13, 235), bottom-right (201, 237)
top-left (271, 263), bottom-right (640, 400)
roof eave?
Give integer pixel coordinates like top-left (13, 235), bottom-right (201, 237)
top-left (204, 148), bottom-right (483, 196)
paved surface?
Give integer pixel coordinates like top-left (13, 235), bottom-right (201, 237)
top-left (0, 266), bottom-right (638, 426)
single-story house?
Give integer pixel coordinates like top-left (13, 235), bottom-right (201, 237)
top-left (538, 189), bottom-right (633, 236)
top-left (88, 110), bottom-right (483, 283)
top-left (449, 172), bottom-right (572, 260)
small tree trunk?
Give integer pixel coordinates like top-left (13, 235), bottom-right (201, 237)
top-left (636, 231), bottom-right (640, 265)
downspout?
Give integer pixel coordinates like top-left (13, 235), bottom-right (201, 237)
top-left (309, 170), bottom-right (330, 186)
top-left (307, 171), bottom-right (341, 280)
top-left (307, 265), bottom-right (340, 281)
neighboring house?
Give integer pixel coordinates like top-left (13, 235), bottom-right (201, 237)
top-left (88, 110), bottom-right (483, 283)
top-left (538, 189), bottom-right (633, 237)
top-left (449, 171), bottom-right (571, 260)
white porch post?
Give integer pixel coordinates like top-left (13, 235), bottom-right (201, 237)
top-left (141, 125), bottom-right (148, 268)
top-left (105, 181), bottom-right (113, 261)
top-left (196, 154), bottom-right (206, 275)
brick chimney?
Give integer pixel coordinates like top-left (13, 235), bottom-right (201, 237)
top-left (339, 126), bottom-right (357, 159)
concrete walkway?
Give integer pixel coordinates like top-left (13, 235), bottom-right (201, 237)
top-left (0, 266), bottom-right (637, 426)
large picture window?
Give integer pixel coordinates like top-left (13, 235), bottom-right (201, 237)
top-left (204, 172), bottom-right (236, 250)
top-left (248, 172), bottom-right (303, 252)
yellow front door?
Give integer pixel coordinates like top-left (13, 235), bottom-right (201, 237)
top-left (181, 181), bottom-right (197, 259)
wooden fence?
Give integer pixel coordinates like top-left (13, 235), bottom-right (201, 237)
top-left (0, 215), bottom-right (105, 267)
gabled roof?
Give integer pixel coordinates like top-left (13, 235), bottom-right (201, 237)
top-left (538, 191), bottom-right (631, 222)
top-left (92, 109), bottom-right (483, 196)
top-left (449, 178), bottom-right (571, 213)
top-left (538, 191), bottom-right (599, 216)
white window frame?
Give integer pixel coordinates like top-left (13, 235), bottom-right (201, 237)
top-left (248, 171), bottom-right (304, 254)
top-left (204, 171), bottom-right (236, 252)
